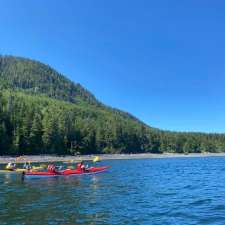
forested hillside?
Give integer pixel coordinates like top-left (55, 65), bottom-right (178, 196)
top-left (0, 55), bottom-right (225, 155)
top-left (0, 56), bottom-right (99, 105)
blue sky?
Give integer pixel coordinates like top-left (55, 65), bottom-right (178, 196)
top-left (1, 0), bottom-right (225, 133)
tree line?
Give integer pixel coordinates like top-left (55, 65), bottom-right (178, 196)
top-left (0, 90), bottom-right (225, 155)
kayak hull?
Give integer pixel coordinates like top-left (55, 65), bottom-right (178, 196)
top-left (32, 166), bottom-right (45, 170)
top-left (0, 167), bottom-right (44, 173)
top-left (23, 166), bottom-right (110, 179)
top-left (0, 169), bottom-right (28, 173)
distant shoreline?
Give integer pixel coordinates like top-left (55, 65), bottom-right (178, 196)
top-left (0, 153), bottom-right (225, 164)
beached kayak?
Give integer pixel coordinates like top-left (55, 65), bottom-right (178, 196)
top-left (23, 166), bottom-right (110, 179)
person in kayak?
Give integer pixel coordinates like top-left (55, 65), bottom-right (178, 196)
top-left (47, 164), bottom-right (60, 174)
top-left (23, 162), bottom-right (32, 170)
top-left (76, 161), bottom-right (87, 172)
top-left (6, 162), bottom-right (16, 171)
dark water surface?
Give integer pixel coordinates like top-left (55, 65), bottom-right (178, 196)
top-left (1, 157), bottom-right (225, 225)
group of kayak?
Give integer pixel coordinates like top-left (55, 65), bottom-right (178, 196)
top-left (1, 161), bottom-right (110, 179)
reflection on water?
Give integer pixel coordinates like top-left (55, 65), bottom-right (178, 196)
top-left (1, 158), bottom-right (225, 224)
top-left (23, 176), bottom-right (81, 187)
top-left (90, 175), bottom-right (101, 191)
top-left (3, 174), bottom-right (18, 184)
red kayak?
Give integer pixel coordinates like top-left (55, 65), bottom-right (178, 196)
top-left (23, 166), bottom-right (110, 179)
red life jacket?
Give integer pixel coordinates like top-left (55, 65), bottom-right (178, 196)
top-left (47, 164), bottom-right (56, 173)
top-left (76, 163), bottom-right (82, 171)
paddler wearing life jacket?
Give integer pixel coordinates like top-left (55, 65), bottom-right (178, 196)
top-left (6, 162), bottom-right (16, 171)
top-left (47, 164), bottom-right (57, 173)
top-left (76, 161), bottom-right (87, 172)
top-left (23, 162), bottom-right (32, 170)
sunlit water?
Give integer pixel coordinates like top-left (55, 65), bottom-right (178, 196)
top-left (1, 157), bottom-right (225, 225)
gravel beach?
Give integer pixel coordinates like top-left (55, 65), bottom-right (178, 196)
top-left (0, 153), bottom-right (225, 164)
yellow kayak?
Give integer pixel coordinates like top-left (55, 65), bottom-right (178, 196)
top-left (32, 166), bottom-right (45, 170)
top-left (16, 166), bottom-right (45, 171)
top-left (0, 166), bottom-right (45, 173)
top-left (16, 168), bottom-right (27, 172)
top-left (0, 168), bottom-right (29, 173)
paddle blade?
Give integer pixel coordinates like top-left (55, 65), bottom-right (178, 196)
top-left (93, 156), bottom-right (100, 163)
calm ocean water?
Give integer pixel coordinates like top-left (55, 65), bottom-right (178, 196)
top-left (1, 157), bottom-right (225, 225)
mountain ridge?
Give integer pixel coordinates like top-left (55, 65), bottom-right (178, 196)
top-left (0, 55), bottom-right (146, 126)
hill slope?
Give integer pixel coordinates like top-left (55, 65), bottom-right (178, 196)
top-left (0, 56), bottom-right (99, 105)
top-left (0, 55), bottom-right (225, 155)
top-left (0, 56), bottom-right (144, 124)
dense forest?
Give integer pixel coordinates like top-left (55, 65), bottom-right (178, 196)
top-left (0, 55), bottom-right (225, 155)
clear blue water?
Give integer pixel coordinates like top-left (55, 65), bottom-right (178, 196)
top-left (1, 157), bottom-right (225, 225)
